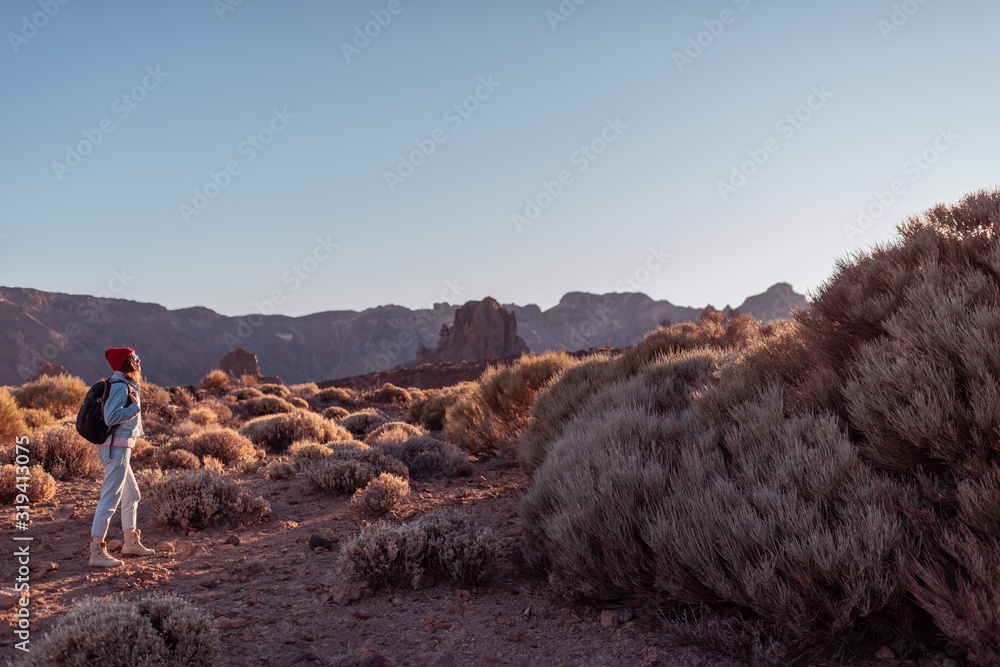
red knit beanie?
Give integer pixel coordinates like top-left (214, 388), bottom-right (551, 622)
top-left (104, 347), bottom-right (135, 372)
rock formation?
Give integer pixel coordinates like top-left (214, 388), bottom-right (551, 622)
top-left (414, 298), bottom-right (530, 365)
top-left (220, 347), bottom-right (261, 378)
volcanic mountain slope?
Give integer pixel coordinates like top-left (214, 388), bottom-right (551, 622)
top-left (0, 283), bottom-right (805, 387)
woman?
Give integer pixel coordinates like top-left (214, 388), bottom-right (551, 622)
top-left (89, 346), bottom-right (155, 567)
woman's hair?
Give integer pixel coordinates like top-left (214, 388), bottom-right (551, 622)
top-left (121, 356), bottom-right (142, 385)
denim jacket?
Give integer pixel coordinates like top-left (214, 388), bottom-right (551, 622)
top-left (103, 371), bottom-right (144, 442)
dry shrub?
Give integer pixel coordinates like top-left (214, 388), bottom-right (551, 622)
top-left (520, 349), bottom-right (904, 646)
top-left (179, 428), bottom-right (259, 463)
top-left (406, 382), bottom-right (475, 431)
top-left (134, 467), bottom-right (164, 489)
top-left (339, 408), bottom-right (389, 438)
top-left (0, 464), bottom-right (56, 503)
top-left (365, 421), bottom-right (425, 447)
top-left (322, 406), bottom-right (350, 420)
top-left (146, 470), bottom-right (270, 528)
top-left (238, 411), bottom-right (349, 452)
top-left (198, 369), bottom-right (229, 393)
top-left (21, 407), bottom-right (56, 431)
top-left (258, 383), bottom-right (290, 398)
top-left (366, 382), bottom-right (411, 404)
top-left (445, 352), bottom-right (577, 456)
top-left (264, 459), bottom-right (297, 480)
top-left (201, 456), bottom-right (224, 474)
top-left (371, 435), bottom-right (472, 480)
top-left (313, 386), bottom-right (358, 407)
top-left (169, 387), bottom-right (195, 409)
top-left (288, 440), bottom-right (333, 463)
top-left (289, 382), bottom-right (319, 399)
top-left (11, 373), bottom-right (87, 419)
top-left (140, 382), bottom-right (173, 415)
top-left (338, 510), bottom-right (498, 589)
top-left (350, 472), bottom-right (410, 514)
top-left (307, 446), bottom-right (408, 496)
top-left (0, 388), bottom-right (28, 444)
top-left (24, 594), bottom-right (220, 667)
top-left (171, 420), bottom-right (201, 438)
top-left (161, 449), bottom-right (201, 470)
top-left (228, 387), bottom-right (263, 400)
top-left (31, 424), bottom-right (103, 479)
top-left (239, 395), bottom-right (296, 417)
top-left (288, 396), bottom-right (309, 410)
top-left (187, 405), bottom-right (218, 426)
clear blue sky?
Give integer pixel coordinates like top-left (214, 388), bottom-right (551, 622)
top-left (1, 0), bottom-right (997, 316)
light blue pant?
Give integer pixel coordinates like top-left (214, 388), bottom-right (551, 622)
top-left (90, 442), bottom-right (140, 540)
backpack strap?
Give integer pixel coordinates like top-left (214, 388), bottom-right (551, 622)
top-left (105, 379), bottom-right (131, 454)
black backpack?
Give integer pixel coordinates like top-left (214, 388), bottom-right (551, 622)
top-left (76, 379), bottom-right (129, 445)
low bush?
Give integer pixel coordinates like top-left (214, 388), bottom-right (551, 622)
top-left (288, 396), bottom-right (309, 410)
top-left (0, 388), bottom-right (28, 444)
top-left (339, 408), bottom-right (389, 437)
top-left (366, 383), bottom-right (411, 404)
top-left (289, 382), bottom-right (319, 399)
top-left (445, 352), bottom-right (577, 456)
top-left (177, 428), bottom-right (260, 464)
top-left (406, 382), bottom-right (475, 431)
top-left (31, 424), bottom-right (103, 479)
top-left (239, 395), bottom-right (296, 417)
top-left (258, 383), bottom-right (290, 398)
top-left (339, 511), bottom-right (498, 588)
top-left (288, 440), bottom-right (333, 463)
top-left (186, 405), bottom-right (217, 426)
top-left (365, 422), bottom-right (424, 447)
top-left (228, 387), bottom-right (263, 401)
top-left (21, 408), bottom-right (55, 431)
top-left (24, 594), bottom-right (220, 667)
top-left (134, 467), bottom-right (164, 489)
top-left (322, 406), bottom-right (350, 420)
top-left (350, 473), bottom-right (410, 514)
top-left (264, 459), bottom-right (296, 480)
top-left (313, 386), bottom-right (358, 407)
top-left (238, 411), bottom-right (350, 452)
top-left (160, 449), bottom-right (200, 470)
top-left (201, 456), bottom-right (224, 474)
top-left (10, 374), bottom-right (87, 419)
top-left (198, 370), bottom-right (229, 393)
top-left (146, 470), bottom-right (270, 528)
top-left (0, 464), bottom-right (56, 503)
top-left (307, 446), bottom-right (408, 496)
top-left (371, 435), bottom-right (472, 480)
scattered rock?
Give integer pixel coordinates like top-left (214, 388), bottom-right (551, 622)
top-left (875, 647), bottom-right (897, 660)
top-left (329, 585), bottom-right (362, 606)
top-left (456, 589), bottom-right (471, 600)
top-left (354, 609), bottom-right (371, 619)
top-left (618, 608), bottom-right (633, 624)
top-left (308, 534), bottom-right (333, 551)
top-left (111, 578), bottom-right (131, 590)
top-left (50, 507), bottom-right (75, 521)
top-left (174, 540), bottom-right (194, 556)
top-left (600, 609), bottom-right (620, 628)
top-left (156, 541), bottom-right (176, 554)
top-left (191, 546), bottom-right (211, 558)
top-left (106, 539), bottom-right (123, 552)
top-left (217, 617), bottom-right (248, 631)
top-left (505, 629), bottom-right (521, 642)
top-left (0, 590), bottom-right (21, 607)
top-left (224, 534), bottom-right (240, 546)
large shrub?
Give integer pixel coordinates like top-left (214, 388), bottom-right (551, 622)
top-left (178, 428), bottom-right (260, 463)
top-left (25, 594), bottom-right (220, 667)
top-left (146, 470), bottom-right (270, 528)
top-left (30, 424), bottom-right (103, 480)
top-left (0, 464), bottom-right (56, 503)
top-left (792, 189), bottom-right (1000, 664)
top-left (198, 370), bottom-right (229, 393)
top-left (370, 435), bottom-right (471, 480)
top-left (444, 352), bottom-right (577, 456)
top-left (10, 374), bottom-right (87, 419)
top-left (339, 511), bottom-right (498, 588)
top-left (338, 408), bottom-right (389, 438)
top-left (350, 472), bottom-right (410, 514)
top-left (406, 382), bottom-right (475, 431)
top-left (238, 411), bottom-right (349, 452)
top-left (0, 388), bottom-right (28, 444)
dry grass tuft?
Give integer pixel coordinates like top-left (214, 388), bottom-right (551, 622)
top-left (0, 388), bottom-right (28, 445)
top-left (371, 435), bottom-right (472, 480)
top-left (178, 428), bottom-right (260, 464)
top-left (198, 369), bottom-right (229, 393)
top-left (338, 408), bottom-right (389, 438)
top-left (307, 446), bottom-right (408, 496)
top-left (0, 464), bottom-right (56, 503)
top-left (30, 424), bottom-right (103, 480)
top-left (406, 382), bottom-right (475, 431)
top-left (238, 411), bottom-right (349, 452)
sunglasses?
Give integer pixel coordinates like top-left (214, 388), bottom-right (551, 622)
top-left (130, 353), bottom-right (141, 364)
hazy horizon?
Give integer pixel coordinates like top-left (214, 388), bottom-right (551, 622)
top-left (2, 1), bottom-right (997, 317)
